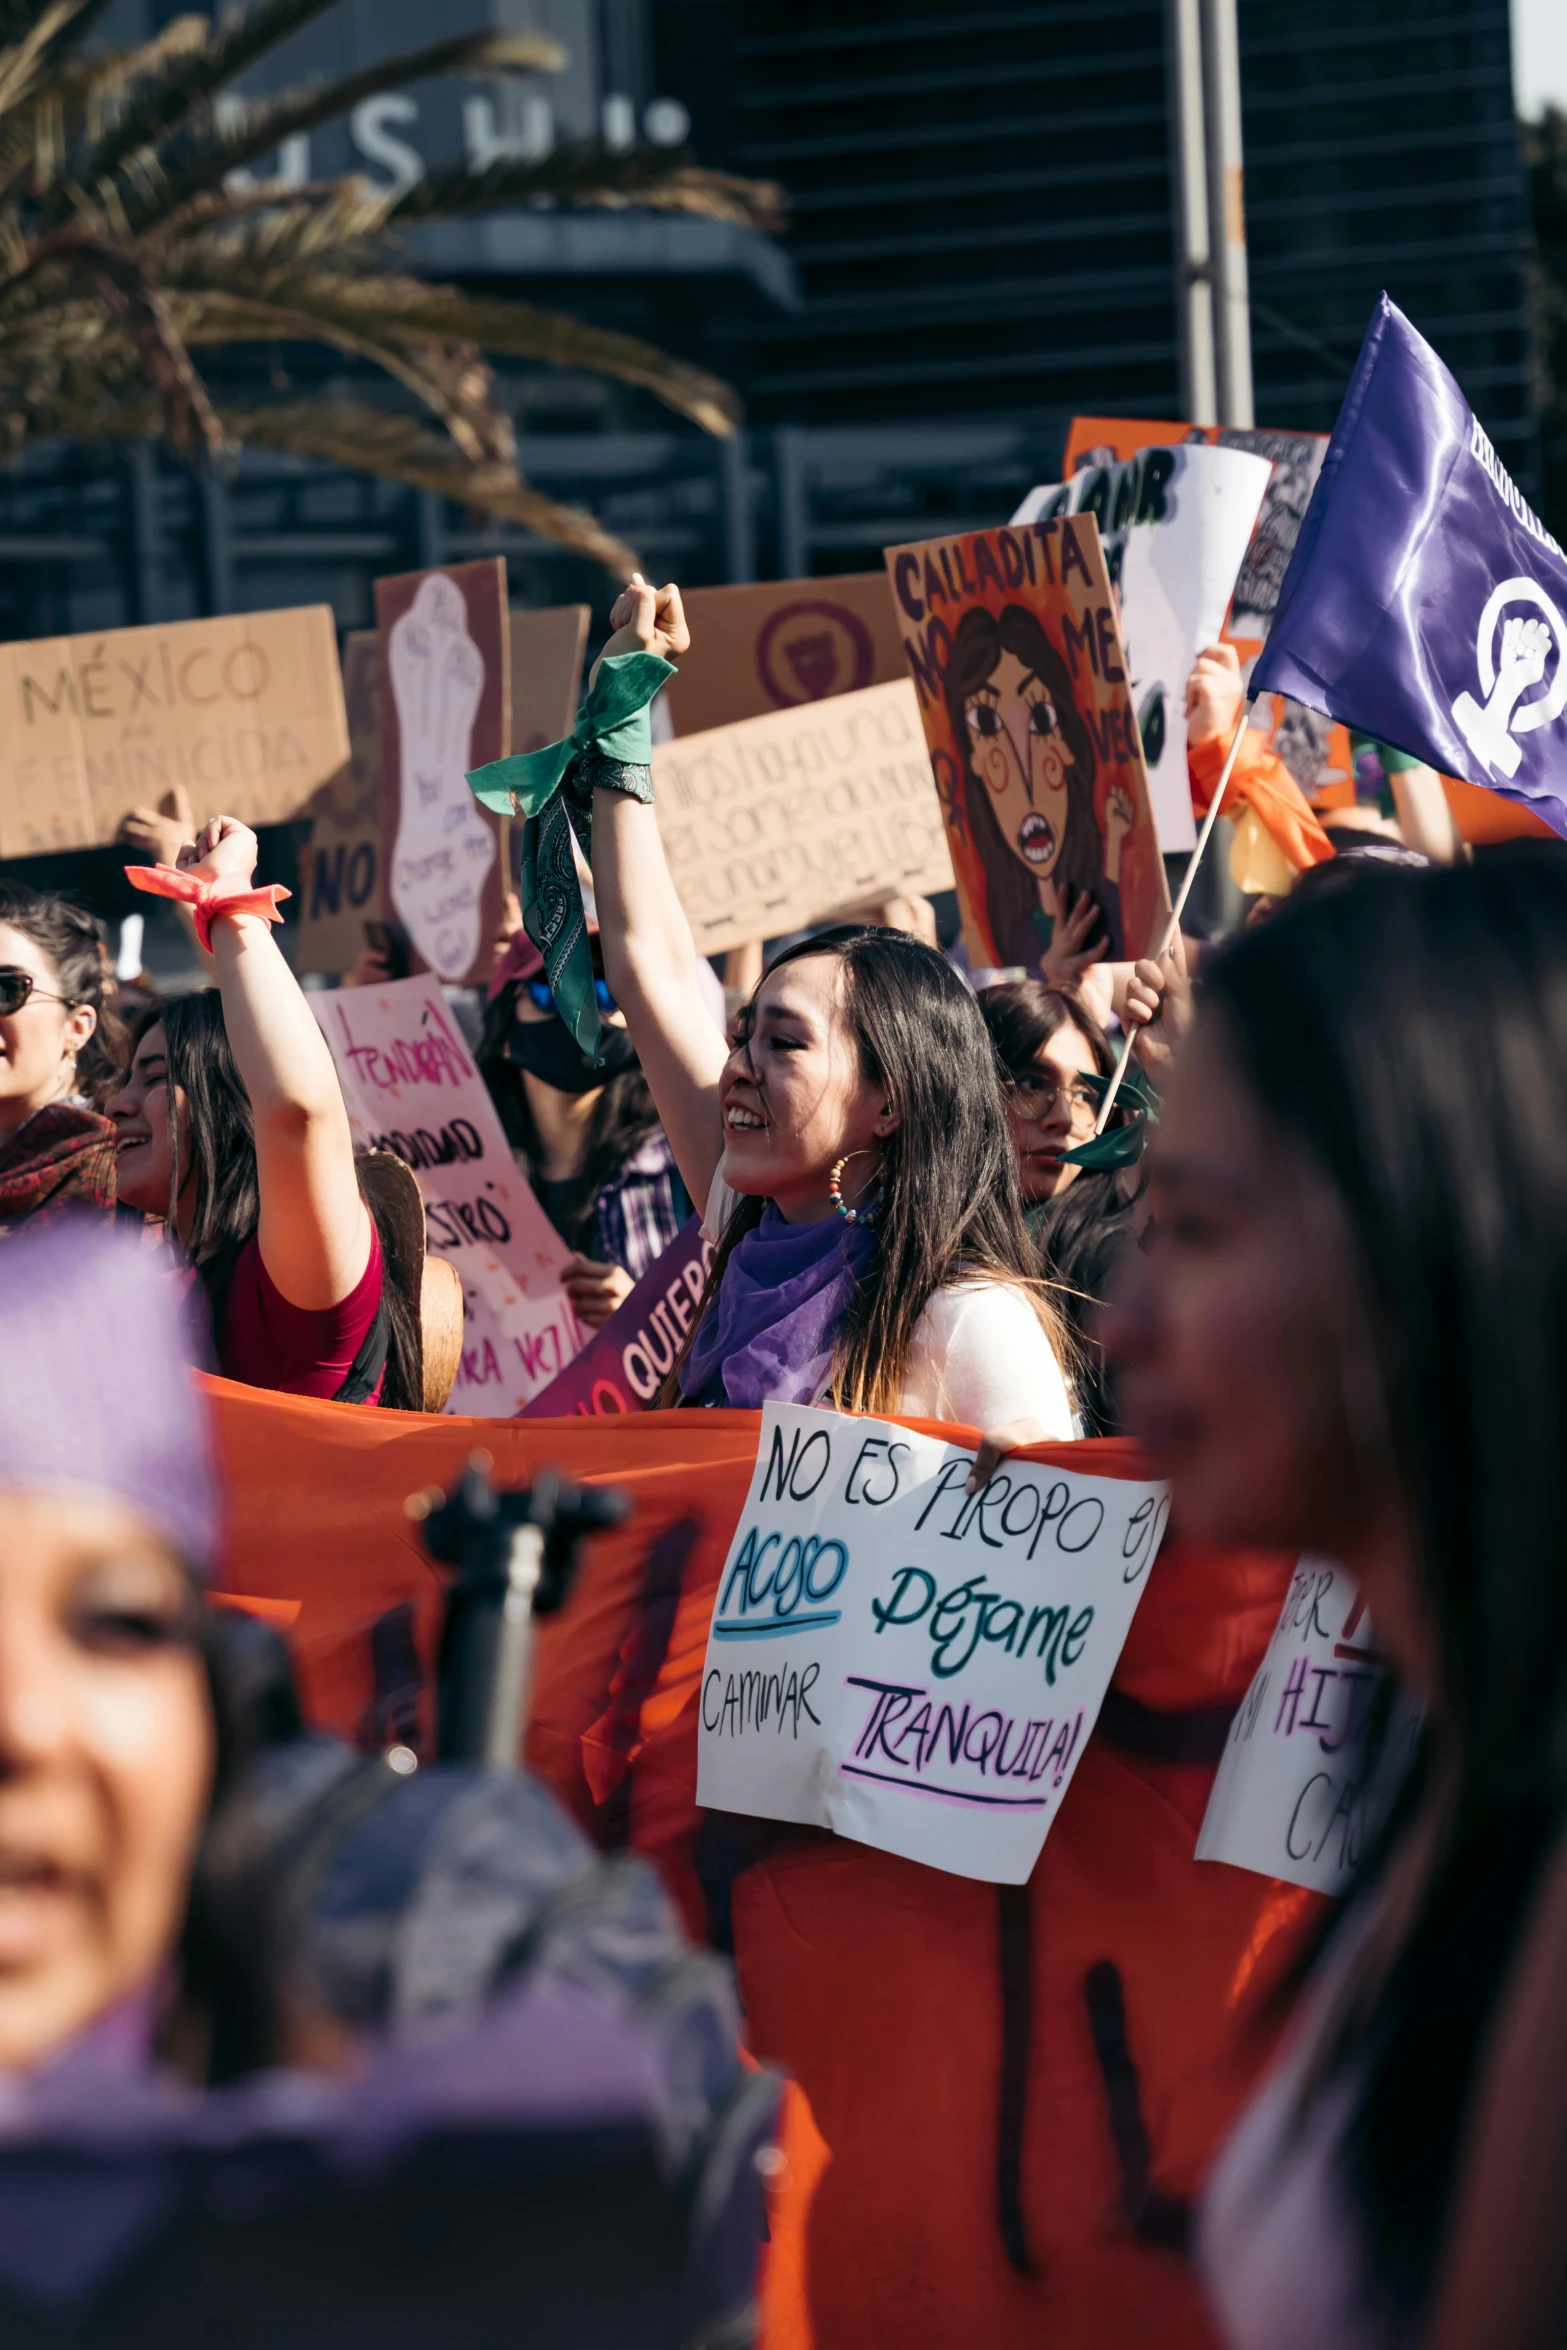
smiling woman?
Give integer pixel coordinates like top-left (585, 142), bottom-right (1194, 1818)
top-left (0, 884), bottom-right (116, 1234)
top-left (110, 817), bottom-right (421, 1407)
top-left (582, 578), bottom-right (1078, 1452)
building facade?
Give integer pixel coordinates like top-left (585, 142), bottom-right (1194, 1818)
top-left (0, 0), bottom-right (1536, 645)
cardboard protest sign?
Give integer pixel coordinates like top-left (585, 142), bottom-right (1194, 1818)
top-left (651, 679), bottom-right (954, 954)
top-left (311, 973), bottom-right (581, 1415)
top-left (696, 1403), bottom-right (1170, 1883)
top-left (661, 574), bottom-right (908, 737)
top-left (522, 1219), bottom-right (714, 1418)
top-left (1196, 1558), bottom-right (1419, 1896)
top-left (1013, 444), bottom-right (1271, 853)
top-left (297, 605), bottom-right (591, 980)
top-left (376, 558), bottom-right (510, 989)
top-left (511, 603), bottom-right (590, 754)
top-left (885, 516), bottom-right (1170, 973)
top-left (296, 632), bottom-right (382, 976)
top-left (0, 607), bottom-right (348, 859)
top-left (1063, 416), bottom-right (1358, 810)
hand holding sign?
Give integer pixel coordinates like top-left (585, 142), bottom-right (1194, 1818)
top-left (697, 1404), bottom-right (1169, 1883)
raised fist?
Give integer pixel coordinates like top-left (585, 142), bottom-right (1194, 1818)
top-left (1499, 614), bottom-right (1552, 698)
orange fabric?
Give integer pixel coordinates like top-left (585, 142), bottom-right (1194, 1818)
top-left (1189, 724), bottom-right (1336, 875)
top-left (1439, 774), bottom-right (1558, 845)
top-left (205, 1384), bottom-right (1320, 2350)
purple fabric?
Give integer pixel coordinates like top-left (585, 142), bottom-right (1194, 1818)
top-left (0, 1979), bottom-right (672, 2312)
top-left (679, 1204), bottom-right (877, 1408)
top-left (1251, 292), bottom-right (1567, 839)
top-left (0, 1218), bottom-right (218, 1573)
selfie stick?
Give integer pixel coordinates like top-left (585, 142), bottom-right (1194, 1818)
top-left (1092, 697), bottom-right (1255, 1135)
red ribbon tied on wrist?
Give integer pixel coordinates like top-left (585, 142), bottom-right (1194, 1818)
top-left (124, 864), bottom-right (291, 956)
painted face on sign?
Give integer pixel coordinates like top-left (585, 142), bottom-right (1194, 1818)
top-left (945, 601), bottom-right (1126, 971)
top-left (964, 649), bottom-right (1075, 882)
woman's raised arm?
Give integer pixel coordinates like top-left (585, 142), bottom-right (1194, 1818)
top-left (589, 579), bottom-right (729, 1209)
top-left (181, 817), bottom-right (370, 1308)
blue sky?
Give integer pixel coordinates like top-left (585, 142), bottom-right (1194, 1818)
top-left (1515, 0), bottom-right (1567, 115)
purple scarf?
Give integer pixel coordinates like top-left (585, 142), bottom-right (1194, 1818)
top-left (680, 1204), bottom-right (877, 1408)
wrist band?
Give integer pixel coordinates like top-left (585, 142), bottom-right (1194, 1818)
top-left (125, 863), bottom-right (291, 957)
top-left (466, 649), bottom-right (674, 1064)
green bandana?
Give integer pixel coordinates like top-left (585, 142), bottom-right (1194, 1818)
top-left (1058, 1062), bottom-right (1161, 1172)
top-left (467, 650), bottom-right (674, 1062)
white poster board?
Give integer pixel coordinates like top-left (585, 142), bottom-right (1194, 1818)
top-left (1013, 444), bottom-right (1271, 853)
top-left (312, 975), bottom-right (582, 1416)
top-left (1196, 1558), bottom-right (1418, 1897)
top-left (696, 1404), bottom-right (1170, 1883)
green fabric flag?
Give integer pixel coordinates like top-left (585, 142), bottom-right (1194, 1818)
top-left (467, 650), bottom-right (675, 1062)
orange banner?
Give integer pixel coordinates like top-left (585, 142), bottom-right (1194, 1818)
top-left (205, 1376), bottom-right (1310, 2350)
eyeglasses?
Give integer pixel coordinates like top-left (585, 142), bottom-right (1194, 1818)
top-left (0, 967), bottom-right (76, 1018)
top-left (1005, 1070), bottom-right (1100, 1127)
top-left (526, 976), bottom-right (616, 1015)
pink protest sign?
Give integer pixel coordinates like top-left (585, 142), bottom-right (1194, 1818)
top-left (523, 1218), bottom-right (713, 1418)
top-left (311, 974), bottom-right (582, 1414)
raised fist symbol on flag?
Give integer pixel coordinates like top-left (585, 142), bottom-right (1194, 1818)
top-left (1452, 581), bottom-right (1567, 781)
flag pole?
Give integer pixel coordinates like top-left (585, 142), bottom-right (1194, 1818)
top-left (1092, 695), bottom-right (1255, 1135)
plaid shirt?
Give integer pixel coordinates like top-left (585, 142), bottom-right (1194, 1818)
top-left (592, 1131), bottom-right (692, 1282)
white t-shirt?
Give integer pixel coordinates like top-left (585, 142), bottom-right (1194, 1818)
top-left (701, 1173), bottom-right (1075, 1437)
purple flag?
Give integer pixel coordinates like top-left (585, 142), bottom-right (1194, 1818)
top-left (521, 1218), bottom-right (713, 1418)
top-left (1252, 293), bottom-right (1567, 839)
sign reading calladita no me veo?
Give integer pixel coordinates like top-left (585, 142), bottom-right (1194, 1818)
top-left (696, 1403), bottom-right (1170, 1884)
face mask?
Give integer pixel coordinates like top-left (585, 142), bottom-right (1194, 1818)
top-left (504, 1014), bottom-right (638, 1095)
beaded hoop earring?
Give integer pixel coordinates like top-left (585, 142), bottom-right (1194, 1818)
top-left (828, 1154), bottom-right (881, 1227)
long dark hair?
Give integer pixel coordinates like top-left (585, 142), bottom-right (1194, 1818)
top-left (0, 879), bottom-right (125, 1106)
top-left (662, 924), bottom-right (1066, 1416)
top-left (1202, 845), bottom-right (1567, 2321)
top-left (945, 602), bottom-right (1108, 969)
top-left (477, 988), bottom-right (662, 1254)
top-left (130, 992), bottom-right (420, 1411)
top-left (978, 979), bottom-right (1135, 1435)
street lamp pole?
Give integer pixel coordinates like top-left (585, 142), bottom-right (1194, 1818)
top-left (1165, 0), bottom-right (1218, 426)
top-left (1200, 0), bottom-right (1255, 427)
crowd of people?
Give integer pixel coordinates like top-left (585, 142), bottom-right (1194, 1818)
top-left (0, 564), bottom-right (1563, 2349)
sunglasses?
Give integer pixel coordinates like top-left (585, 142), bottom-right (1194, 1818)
top-left (0, 966), bottom-right (77, 1018)
top-left (526, 976), bottom-right (616, 1015)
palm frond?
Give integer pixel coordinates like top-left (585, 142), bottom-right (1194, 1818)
top-left (392, 143), bottom-right (786, 235)
top-left (121, 30), bottom-right (566, 234)
top-left (162, 258), bottom-right (742, 435)
top-left (0, 13), bottom-right (206, 204)
top-left (171, 286), bottom-right (513, 467)
top-left (0, 0), bottom-right (115, 127)
top-left (0, 0), bottom-right (775, 573)
top-left (64, 0), bottom-right (343, 195)
top-left (80, 14), bottom-right (210, 146)
top-left (218, 398), bottom-right (642, 575)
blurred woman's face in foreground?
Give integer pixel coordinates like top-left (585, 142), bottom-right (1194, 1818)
top-left (1106, 1016), bottom-right (1422, 1680)
top-left (0, 1492), bottom-right (213, 2068)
